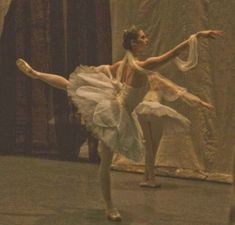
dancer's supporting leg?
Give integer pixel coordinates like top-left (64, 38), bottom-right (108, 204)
top-left (16, 58), bottom-right (69, 91)
top-left (139, 117), bottom-right (161, 188)
top-left (99, 142), bottom-right (121, 221)
top-left (16, 58), bottom-right (121, 221)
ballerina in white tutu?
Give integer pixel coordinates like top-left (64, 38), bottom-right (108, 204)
top-left (136, 74), bottom-right (214, 188)
top-left (16, 26), bottom-right (222, 221)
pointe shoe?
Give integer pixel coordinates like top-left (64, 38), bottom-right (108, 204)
top-left (139, 181), bottom-right (161, 188)
top-left (16, 58), bottom-right (37, 79)
top-left (106, 208), bottom-right (122, 222)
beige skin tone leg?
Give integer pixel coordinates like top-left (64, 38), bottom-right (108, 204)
top-left (16, 58), bottom-right (69, 91)
top-left (139, 117), bottom-right (161, 188)
top-left (99, 142), bottom-right (121, 221)
top-left (16, 58), bottom-right (121, 221)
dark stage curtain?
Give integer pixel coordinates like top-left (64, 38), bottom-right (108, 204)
top-left (0, 0), bottom-right (112, 160)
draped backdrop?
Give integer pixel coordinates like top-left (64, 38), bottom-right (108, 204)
top-left (110, 0), bottom-right (235, 182)
top-left (0, 0), bottom-right (112, 160)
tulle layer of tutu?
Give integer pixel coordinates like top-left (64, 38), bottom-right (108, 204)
top-left (135, 101), bottom-right (190, 130)
top-left (67, 66), bottom-right (145, 162)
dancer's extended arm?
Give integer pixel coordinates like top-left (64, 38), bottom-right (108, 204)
top-left (149, 75), bottom-right (214, 110)
top-left (179, 91), bottom-right (214, 110)
top-left (139, 30), bottom-right (223, 68)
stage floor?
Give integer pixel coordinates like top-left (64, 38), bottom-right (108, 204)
top-left (0, 155), bottom-right (231, 225)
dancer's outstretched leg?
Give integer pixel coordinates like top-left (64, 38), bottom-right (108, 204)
top-left (16, 58), bottom-right (69, 91)
top-left (99, 142), bottom-right (121, 221)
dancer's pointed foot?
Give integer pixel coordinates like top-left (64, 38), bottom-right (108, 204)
top-left (106, 208), bottom-right (122, 222)
top-left (139, 180), bottom-right (161, 188)
top-left (16, 58), bottom-right (37, 79)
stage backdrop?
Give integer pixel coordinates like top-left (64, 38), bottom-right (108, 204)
top-left (110, 0), bottom-right (235, 183)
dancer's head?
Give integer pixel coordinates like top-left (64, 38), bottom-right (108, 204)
top-left (122, 26), bottom-right (149, 53)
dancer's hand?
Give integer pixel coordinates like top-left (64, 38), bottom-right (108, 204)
top-left (196, 30), bottom-right (223, 39)
top-left (200, 101), bottom-right (214, 111)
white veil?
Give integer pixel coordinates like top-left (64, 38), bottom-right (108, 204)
top-left (175, 34), bottom-right (198, 72)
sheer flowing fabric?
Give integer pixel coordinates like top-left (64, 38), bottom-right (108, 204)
top-left (175, 34), bottom-right (198, 72)
top-left (67, 66), bottom-right (146, 162)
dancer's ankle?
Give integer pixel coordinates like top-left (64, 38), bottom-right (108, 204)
top-left (105, 202), bottom-right (114, 211)
top-left (32, 70), bottom-right (40, 78)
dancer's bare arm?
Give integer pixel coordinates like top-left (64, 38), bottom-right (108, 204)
top-left (180, 92), bottom-right (214, 110)
top-left (149, 75), bottom-right (214, 110)
top-left (138, 30), bottom-right (223, 69)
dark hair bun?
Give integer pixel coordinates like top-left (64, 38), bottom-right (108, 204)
top-left (122, 26), bottom-right (139, 50)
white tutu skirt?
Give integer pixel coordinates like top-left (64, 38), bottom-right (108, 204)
top-left (135, 101), bottom-right (190, 131)
top-left (67, 66), bottom-right (145, 162)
